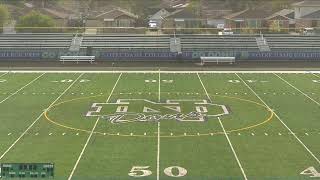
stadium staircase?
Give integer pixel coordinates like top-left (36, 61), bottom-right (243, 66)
top-left (69, 34), bottom-right (83, 52)
top-left (256, 36), bottom-right (271, 52)
top-left (170, 37), bottom-right (182, 53)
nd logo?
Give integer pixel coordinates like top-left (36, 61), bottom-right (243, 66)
top-left (86, 99), bottom-right (229, 124)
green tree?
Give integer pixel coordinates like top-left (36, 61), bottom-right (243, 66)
top-left (16, 10), bottom-right (55, 32)
top-left (0, 4), bottom-right (10, 28)
top-left (188, 0), bottom-right (202, 17)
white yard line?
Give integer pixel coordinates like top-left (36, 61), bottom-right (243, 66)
top-left (0, 73), bottom-right (84, 160)
top-left (274, 73), bottom-right (320, 106)
top-left (0, 72), bottom-right (9, 78)
top-left (157, 121), bottom-right (161, 180)
top-left (158, 69), bottom-right (161, 102)
top-left (235, 73), bottom-right (320, 164)
top-left (311, 72), bottom-right (320, 79)
top-left (67, 117), bottom-right (100, 180)
top-left (0, 73), bottom-right (45, 104)
top-left (197, 73), bottom-right (248, 179)
top-left (196, 73), bottom-right (211, 101)
top-left (106, 73), bottom-right (122, 102)
top-left (0, 70), bottom-right (319, 74)
top-left (218, 117), bottom-right (248, 180)
top-left (68, 73), bottom-right (122, 180)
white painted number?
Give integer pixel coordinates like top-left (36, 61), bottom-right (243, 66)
top-left (228, 80), bottom-right (240, 83)
top-left (128, 166), bottom-right (152, 177)
top-left (300, 166), bottom-right (320, 177)
top-left (129, 166), bottom-right (187, 177)
top-left (145, 80), bottom-right (157, 83)
top-left (80, 79), bottom-right (90, 83)
top-left (145, 80), bottom-right (173, 83)
top-left (52, 79), bottom-right (90, 83)
top-left (228, 80), bottom-right (268, 83)
top-left (162, 80), bottom-right (173, 83)
top-left (61, 79), bottom-right (73, 83)
top-left (164, 166), bottom-right (187, 177)
top-left (246, 80), bottom-right (257, 83)
top-left (116, 106), bottom-right (128, 113)
top-left (196, 106), bottom-right (208, 113)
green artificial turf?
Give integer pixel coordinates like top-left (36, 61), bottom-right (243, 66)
top-left (0, 72), bottom-right (319, 180)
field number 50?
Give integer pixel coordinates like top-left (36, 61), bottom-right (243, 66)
top-left (128, 166), bottom-right (187, 177)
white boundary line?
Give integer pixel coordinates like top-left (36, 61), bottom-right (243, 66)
top-left (157, 121), bottom-right (160, 180)
top-left (0, 73), bottom-right (84, 160)
top-left (274, 73), bottom-right (320, 106)
top-left (158, 69), bottom-right (161, 102)
top-left (0, 70), bottom-right (319, 74)
top-left (157, 70), bottom-right (161, 180)
top-left (0, 73), bottom-right (45, 104)
top-left (235, 73), bottom-right (320, 164)
top-left (197, 73), bottom-right (248, 180)
top-left (68, 73), bottom-right (122, 180)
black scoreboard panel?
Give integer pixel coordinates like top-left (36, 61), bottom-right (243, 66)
top-left (0, 163), bottom-right (54, 178)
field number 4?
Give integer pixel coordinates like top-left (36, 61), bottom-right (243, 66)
top-left (300, 166), bottom-right (320, 177)
top-left (128, 166), bottom-right (187, 177)
top-left (52, 79), bottom-right (90, 83)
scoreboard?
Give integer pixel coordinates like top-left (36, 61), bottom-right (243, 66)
top-left (0, 163), bottom-right (54, 178)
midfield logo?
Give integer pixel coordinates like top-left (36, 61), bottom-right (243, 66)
top-left (86, 99), bottom-right (229, 124)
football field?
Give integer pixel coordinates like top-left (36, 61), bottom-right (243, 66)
top-left (0, 71), bottom-right (319, 180)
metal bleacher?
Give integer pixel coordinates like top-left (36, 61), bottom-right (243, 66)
top-left (178, 35), bottom-right (260, 51)
top-left (2, 33), bottom-right (320, 57)
top-left (82, 34), bottom-right (171, 50)
top-left (265, 35), bottom-right (320, 51)
top-left (0, 33), bottom-right (74, 49)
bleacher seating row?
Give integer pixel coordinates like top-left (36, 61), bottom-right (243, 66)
top-left (264, 35), bottom-right (320, 51)
top-left (0, 33), bottom-right (74, 48)
top-left (82, 35), bottom-right (171, 49)
top-left (179, 34), bottom-right (259, 51)
top-left (0, 33), bottom-right (320, 51)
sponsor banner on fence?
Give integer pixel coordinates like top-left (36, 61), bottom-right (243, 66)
top-left (248, 52), bottom-right (320, 60)
top-left (101, 52), bottom-right (192, 60)
top-left (0, 52), bottom-right (41, 59)
top-left (100, 51), bottom-right (244, 60)
top-left (0, 50), bottom-right (87, 60)
top-left (1, 50), bottom-right (320, 61)
top-left (190, 51), bottom-right (243, 59)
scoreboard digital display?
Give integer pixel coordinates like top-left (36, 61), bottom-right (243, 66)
top-left (0, 163), bottom-right (54, 178)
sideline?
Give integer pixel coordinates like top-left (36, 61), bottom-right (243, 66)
top-left (0, 70), bottom-right (319, 74)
